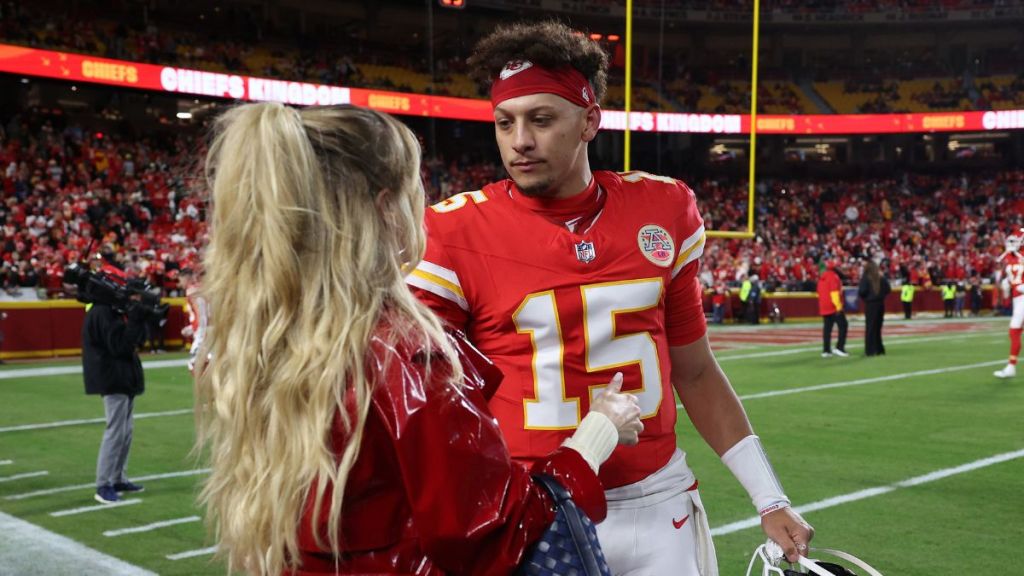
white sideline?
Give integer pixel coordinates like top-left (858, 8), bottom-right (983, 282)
top-left (166, 545), bottom-right (217, 561)
top-left (0, 408), bottom-right (192, 433)
top-left (5, 468), bottom-right (211, 501)
top-left (0, 358), bottom-right (188, 380)
top-left (50, 498), bottom-right (143, 517)
top-left (676, 359), bottom-right (1004, 409)
top-left (715, 333), bottom-right (999, 361)
top-left (0, 459), bottom-right (12, 465)
top-left (0, 511), bottom-right (157, 576)
top-left (104, 515), bottom-right (201, 537)
top-left (0, 470), bottom-right (48, 483)
top-left (710, 448), bottom-right (1024, 536)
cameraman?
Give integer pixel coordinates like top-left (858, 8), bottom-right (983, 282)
top-left (82, 295), bottom-right (147, 504)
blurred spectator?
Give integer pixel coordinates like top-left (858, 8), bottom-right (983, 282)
top-left (858, 260), bottom-right (891, 356)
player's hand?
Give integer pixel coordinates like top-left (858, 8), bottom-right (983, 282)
top-left (589, 372), bottom-right (643, 446)
top-left (762, 507), bottom-right (814, 563)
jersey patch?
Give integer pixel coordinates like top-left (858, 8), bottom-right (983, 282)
top-left (575, 240), bottom-right (596, 263)
top-left (637, 224), bottom-right (675, 267)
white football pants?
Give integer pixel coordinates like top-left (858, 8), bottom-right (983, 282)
top-left (1010, 294), bottom-right (1024, 329)
top-left (596, 449), bottom-right (718, 576)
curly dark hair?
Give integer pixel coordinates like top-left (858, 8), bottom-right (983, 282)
top-left (467, 20), bottom-right (609, 105)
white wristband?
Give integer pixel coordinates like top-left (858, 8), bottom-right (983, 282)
top-left (562, 412), bottom-right (618, 473)
top-left (721, 435), bottom-right (790, 516)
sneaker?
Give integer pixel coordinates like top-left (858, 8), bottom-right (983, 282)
top-left (833, 349), bottom-right (850, 357)
top-left (822, 352), bottom-right (833, 358)
top-left (114, 481), bottom-right (144, 493)
top-left (994, 364), bottom-right (1017, 379)
top-left (95, 485), bottom-right (120, 504)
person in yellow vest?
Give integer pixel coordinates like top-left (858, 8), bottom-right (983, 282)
top-left (941, 282), bottom-right (956, 318)
top-left (901, 282), bottom-right (916, 319)
top-left (739, 274), bottom-right (752, 324)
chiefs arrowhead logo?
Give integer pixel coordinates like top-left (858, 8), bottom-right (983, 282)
top-left (499, 60), bottom-right (533, 80)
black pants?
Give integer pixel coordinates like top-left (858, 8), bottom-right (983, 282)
top-left (144, 320), bottom-right (164, 352)
top-left (944, 300), bottom-right (954, 317)
top-left (823, 312), bottom-right (848, 353)
top-left (864, 301), bottom-right (886, 356)
top-left (902, 301), bottom-right (912, 319)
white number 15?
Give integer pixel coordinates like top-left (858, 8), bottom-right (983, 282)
top-left (512, 278), bottom-right (664, 429)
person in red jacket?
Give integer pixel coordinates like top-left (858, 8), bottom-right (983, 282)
top-left (194, 102), bottom-right (643, 576)
top-left (818, 260), bottom-right (849, 358)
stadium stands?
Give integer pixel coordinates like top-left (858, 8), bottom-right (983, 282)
top-left (2, 100), bottom-right (1016, 297)
top-left (4, 1), bottom-right (1020, 116)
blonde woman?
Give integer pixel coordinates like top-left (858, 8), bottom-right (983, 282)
top-left (195, 102), bottom-right (643, 576)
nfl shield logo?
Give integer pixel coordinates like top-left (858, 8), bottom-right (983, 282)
top-left (575, 240), bottom-right (596, 263)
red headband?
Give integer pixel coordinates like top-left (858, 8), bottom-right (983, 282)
top-left (490, 60), bottom-right (595, 109)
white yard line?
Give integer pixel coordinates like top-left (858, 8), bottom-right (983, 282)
top-left (676, 359), bottom-right (1004, 409)
top-left (0, 511), bottom-right (157, 576)
top-left (166, 545), bottom-right (218, 561)
top-left (104, 515), bottom-right (201, 537)
top-left (5, 468), bottom-right (210, 501)
top-left (0, 409), bottom-right (192, 434)
top-left (50, 498), bottom-right (143, 517)
top-left (711, 448), bottom-right (1024, 536)
top-left (0, 470), bottom-right (47, 483)
top-left (0, 459), bottom-right (13, 465)
top-left (0, 358), bottom-right (189, 380)
top-left (738, 360), bottom-right (1003, 401)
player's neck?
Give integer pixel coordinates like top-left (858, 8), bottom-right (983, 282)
top-left (549, 164), bottom-right (594, 200)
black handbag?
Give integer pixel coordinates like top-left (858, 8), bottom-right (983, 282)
top-left (515, 475), bottom-right (613, 576)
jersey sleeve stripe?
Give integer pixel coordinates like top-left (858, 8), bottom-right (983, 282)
top-left (416, 260), bottom-right (462, 287)
top-left (407, 270), bottom-right (469, 311)
top-left (672, 229), bottom-right (706, 278)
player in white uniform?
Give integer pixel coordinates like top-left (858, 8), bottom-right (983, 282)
top-left (995, 229), bottom-right (1024, 378)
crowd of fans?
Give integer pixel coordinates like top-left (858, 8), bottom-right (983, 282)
top-left (0, 107), bottom-right (205, 298)
top-left (698, 171), bottom-right (1021, 292)
top-left (2, 104), bottom-right (1018, 301)
top-left (647, 0), bottom-right (1024, 12)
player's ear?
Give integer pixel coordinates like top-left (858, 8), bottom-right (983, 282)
top-left (581, 105), bottom-right (601, 143)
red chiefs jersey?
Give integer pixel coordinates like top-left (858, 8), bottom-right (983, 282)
top-left (1004, 252), bottom-right (1024, 295)
top-left (408, 170), bottom-right (708, 488)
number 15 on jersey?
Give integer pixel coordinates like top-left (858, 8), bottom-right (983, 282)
top-left (513, 278), bottom-right (665, 430)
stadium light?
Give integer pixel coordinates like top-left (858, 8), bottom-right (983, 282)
top-left (438, 0), bottom-right (465, 8)
top-left (607, 34), bottom-right (620, 42)
top-left (589, 33), bottom-right (603, 41)
top-left (176, 112), bottom-right (193, 120)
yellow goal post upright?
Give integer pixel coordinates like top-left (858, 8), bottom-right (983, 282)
top-left (622, 0), bottom-right (759, 241)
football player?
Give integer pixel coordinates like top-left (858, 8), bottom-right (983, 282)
top-left (994, 228), bottom-right (1024, 378)
top-left (407, 21), bottom-right (813, 575)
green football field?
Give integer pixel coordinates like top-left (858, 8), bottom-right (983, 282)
top-left (0, 316), bottom-right (1020, 575)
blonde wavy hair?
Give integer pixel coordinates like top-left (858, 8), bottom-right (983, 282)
top-left (195, 103), bottom-right (458, 575)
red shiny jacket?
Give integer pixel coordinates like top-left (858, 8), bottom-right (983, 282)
top-left (290, 330), bottom-right (606, 576)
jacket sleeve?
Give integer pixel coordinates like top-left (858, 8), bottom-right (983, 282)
top-left (858, 277), bottom-right (869, 299)
top-left (96, 306), bottom-right (146, 358)
top-left (373, 342), bottom-right (606, 576)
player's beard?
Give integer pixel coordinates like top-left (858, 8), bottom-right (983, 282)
top-left (516, 177), bottom-right (558, 198)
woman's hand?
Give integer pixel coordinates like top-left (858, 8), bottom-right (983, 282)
top-left (589, 372), bottom-right (643, 446)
